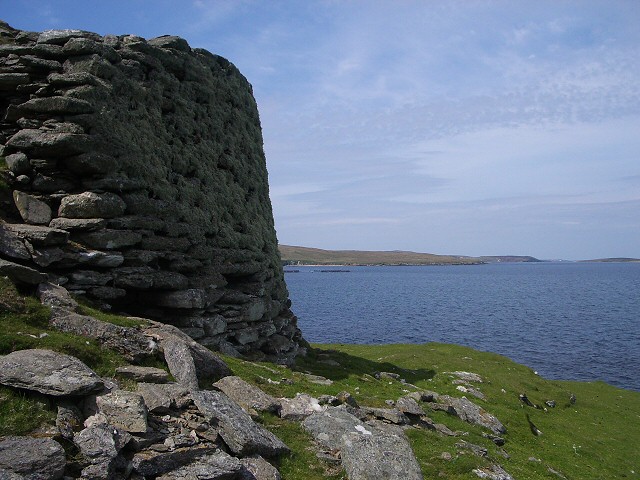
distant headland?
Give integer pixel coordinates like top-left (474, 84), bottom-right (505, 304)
top-left (278, 245), bottom-right (541, 266)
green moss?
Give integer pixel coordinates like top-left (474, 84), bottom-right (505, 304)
top-left (0, 386), bottom-right (56, 436)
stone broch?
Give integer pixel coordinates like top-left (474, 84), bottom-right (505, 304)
top-left (0, 20), bottom-right (305, 364)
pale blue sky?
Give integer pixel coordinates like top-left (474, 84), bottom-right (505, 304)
top-left (4, 1), bottom-right (639, 260)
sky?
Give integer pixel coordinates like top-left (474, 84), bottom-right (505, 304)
top-left (3, 1), bottom-right (640, 260)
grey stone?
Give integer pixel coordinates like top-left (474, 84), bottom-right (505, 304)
top-left (49, 309), bottom-right (155, 363)
top-left (302, 406), bottom-right (367, 450)
top-left (6, 223), bottom-right (68, 246)
top-left (0, 222), bottom-right (30, 260)
top-left (192, 390), bottom-right (289, 457)
top-left (0, 72), bottom-right (31, 90)
top-left (154, 288), bottom-right (206, 309)
top-left (77, 229), bottom-right (142, 249)
top-left (6, 129), bottom-right (91, 157)
top-left (5, 152), bottom-right (30, 175)
top-left (37, 29), bottom-right (99, 45)
top-left (279, 393), bottom-right (324, 421)
top-left (0, 259), bottom-right (46, 285)
top-left (95, 390), bottom-right (148, 433)
top-left (156, 450), bottom-right (243, 480)
top-left (0, 436), bottom-right (66, 480)
top-left (74, 250), bottom-right (124, 268)
top-left (58, 192), bottom-right (126, 219)
top-left (12, 191), bottom-right (52, 225)
top-left (361, 406), bottom-right (409, 425)
top-left (136, 382), bottom-right (191, 413)
top-left (340, 426), bottom-right (423, 480)
top-left (148, 35), bottom-right (191, 51)
top-left (395, 396), bottom-right (425, 416)
top-left (16, 96), bottom-right (94, 115)
top-left (162, 338), bottom-right (199, 390)
top-left (431, 395), bottom-right (506, 434)
top-left (74, 423), bottom-right (131, 475)
top-left (239, 455), bottom-right (281, 480)
top-left (145, 321), bottom-right (232, 383)
top-left (69, 270), bottom-right (113, 286)
top-left (116, 365), bottom-right (170, 383)
top-left (50, 217), bottom-right (107, 231)
top-left (214, 376), bottom-right (280, 414)
top-left (37, 282), bottom-right (79, 310)
top-left (131, 444), bottom-right (217, 477)
top-left (56, 403), bottom-right (84, 440)
top-left (47, 71), bottom-right (98, 86)
top-left (0, 348), bottom-right (103, 396)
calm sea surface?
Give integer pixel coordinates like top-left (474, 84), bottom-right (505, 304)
top-left (284, 262), bottom-right (640, 391)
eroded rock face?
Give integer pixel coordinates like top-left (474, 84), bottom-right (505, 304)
top-left (0, 348), bottom-right (103, 396)
top-left (0, 22), bottom-right (304, 363)
top-left (0, 436), bottom-right (66, 480)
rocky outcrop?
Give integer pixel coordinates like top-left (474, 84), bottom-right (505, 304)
top-left (0, 345), bottom-right (289, 479)
top-left (0, 20), bottom-right (304, 363)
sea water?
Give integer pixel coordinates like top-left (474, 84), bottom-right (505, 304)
top-left (284, 262), bottom-right (640, 391)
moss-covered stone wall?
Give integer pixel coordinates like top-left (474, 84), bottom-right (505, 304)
top-left (0, 21), bottom-right (304, 363)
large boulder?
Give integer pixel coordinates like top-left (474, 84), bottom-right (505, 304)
top-left (302, 406), bottom-right (367, 450)
top-left (0, 436), bottom-right (66, 480)
top-left (340, 424), bottom-right (423, 480)
top-left (191, 390), bottom-right (289, 458)
top-left (0, 349), bottom-right (103, 396)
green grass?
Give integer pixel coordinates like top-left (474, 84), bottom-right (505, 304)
top-left (221, 343), bottom-right (640, 480)
top-left (0, 277), bottom-right (130, 377)
top-left (75, 300), bottom-right (148, 328)
top-left (1, 277), bottom-right (638, 478)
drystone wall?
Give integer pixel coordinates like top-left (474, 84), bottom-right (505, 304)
top-left (0, 21), bottom-right (304, 363)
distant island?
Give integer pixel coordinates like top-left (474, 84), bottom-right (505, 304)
top-left (278, 245), bottom-right (541, 266)
top-left (579, 257), bottom-right (640, 263)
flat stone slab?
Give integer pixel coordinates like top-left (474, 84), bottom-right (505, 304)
top-left (116, 365), bottom-right (170, 383)
top-left (131, 444), bottom-right (217, 477)
top-left (0, 259), bottom-right (46, 285)
top-left (214, 375), bottom-right (280, 413)
top-left (340, 425), bottom-right (423, 480)
top-left (0, 436), bottom-right (66, 480)
top-left (49, 309), bottom-right (155, 363)
top-left (302, 406), bottom-right (367, 450)
top-left (192, 390), bottom-right (289, 458)
top-left (0, 349), bottom-right (103, 396)
top-left (155, 450), bottom-right (243, 480)
top-left (137, 382), bottom-right (191, 413)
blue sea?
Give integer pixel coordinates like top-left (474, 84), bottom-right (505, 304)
top-left (284, 262), bottom-right (640, 391)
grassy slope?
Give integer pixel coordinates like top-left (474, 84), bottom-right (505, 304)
top-left (279, 245), bottom-right (481, 265)
top-left (224, 344), bottom-right (640, 480)
top-left (1, 278), bottom-right (638, 479)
